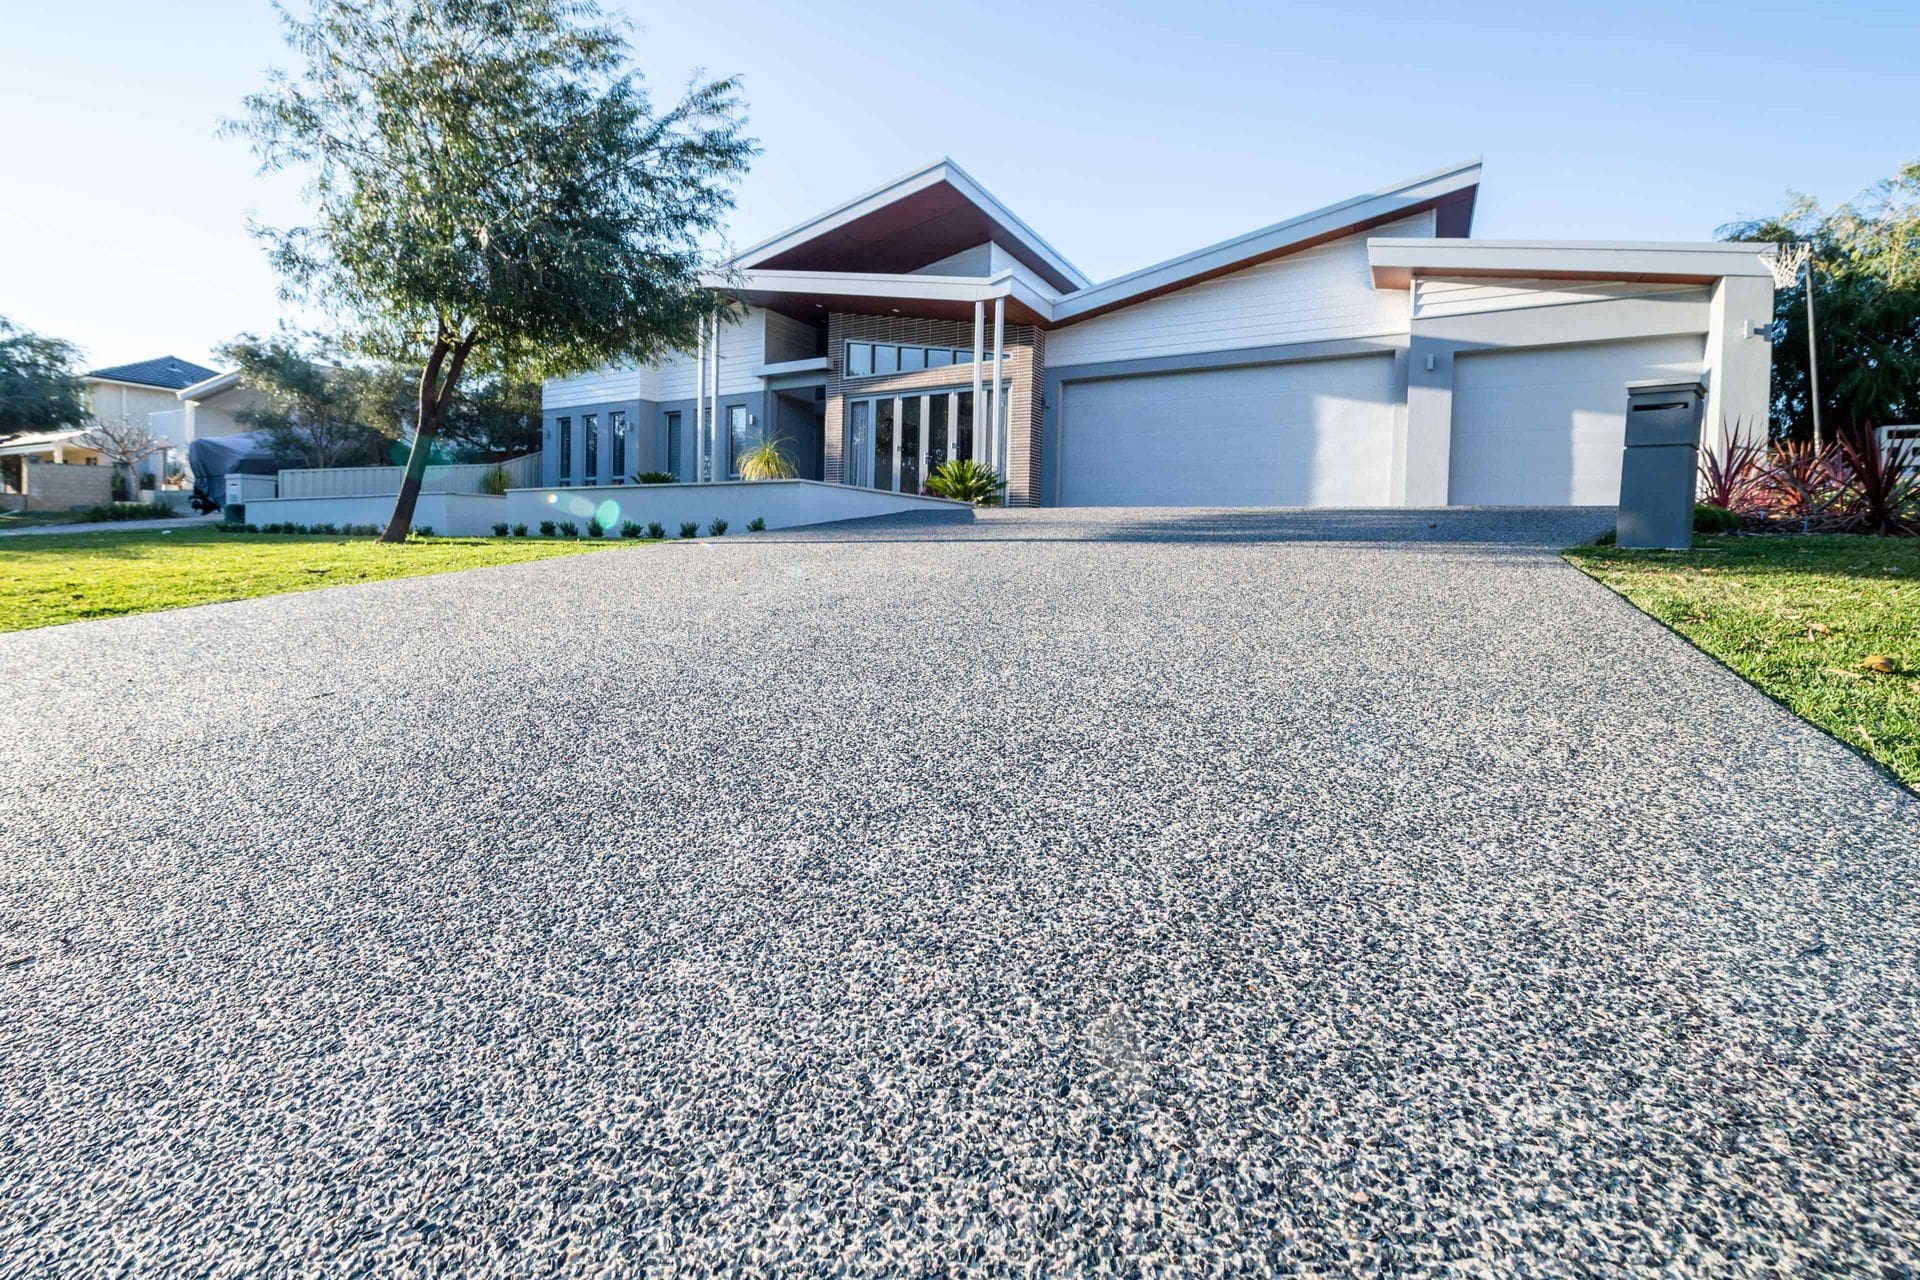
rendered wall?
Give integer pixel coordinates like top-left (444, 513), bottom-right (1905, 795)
top-left (503, 479), bottom-right (971, 533)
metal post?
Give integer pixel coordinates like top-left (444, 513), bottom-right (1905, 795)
top-left (709, 314), bottom-right (721, 478)
top-left (694, 324), bottom-right (705, 481)
top-left (971, 300), bottom-right (984, 463)
top-left (990, 296), bottom-right (1005, 487)
top-left (1804, 257), bottom-right (1824, 451)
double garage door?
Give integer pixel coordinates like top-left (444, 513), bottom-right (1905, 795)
top-left (1056, 354), bottom-right (1395, 506)
top-left (1054, 335), bottom-right (1705, 508)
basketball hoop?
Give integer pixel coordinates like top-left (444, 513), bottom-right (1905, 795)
top-left (1764, 242), bottom-right (1811, 288)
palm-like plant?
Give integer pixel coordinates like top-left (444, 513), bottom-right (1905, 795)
top-left (1835, 422), bottom-right (1919, 536)
top-left (735, 432), bottom-right (797, 481)
top-left (923, 457), bottom-right (1005, 505)
top-left (1697, 420), bottom-right (1767, 511)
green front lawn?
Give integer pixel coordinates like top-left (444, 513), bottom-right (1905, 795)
top-left (0, 528), bottom-right (640, 633)
top-left (1566, 535), bottom-right (1920, 788)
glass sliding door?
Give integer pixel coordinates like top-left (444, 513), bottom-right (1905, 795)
top-left (928, 394), bottom-right (951, 473)
top-left (847, 400), bottom-right (871, 487)
top-left (898, 396), bottom-right (921, 494)
top-left (873, 398), bottom-right (895, 492)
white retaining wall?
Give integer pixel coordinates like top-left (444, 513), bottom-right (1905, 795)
top-left (503, 479), bottom-right (972, 533)
top-left (241, 493), bottom-right (506, 535)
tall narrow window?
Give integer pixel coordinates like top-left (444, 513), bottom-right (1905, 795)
top-left (726, 405), bottom-right (749, 479)
top-left (609, 411), bottom-right (627, 482)
top-left (582, 413), bottom-right (599, 483)
top-left (665, 411), bottom-right (683, 480)
top-left (556, 416), bottom-right (571, 486)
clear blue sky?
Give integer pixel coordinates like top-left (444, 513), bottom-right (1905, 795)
top-left (2, 0), bottom-right (1913, 370)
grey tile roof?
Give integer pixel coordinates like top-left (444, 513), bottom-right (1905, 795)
top-left (85, 355), bottom-right (220, 391)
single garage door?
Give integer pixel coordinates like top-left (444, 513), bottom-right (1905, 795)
top-left (1056, 354), bottom-right (1395, 506)
top-left (1448, 335), bottom-right (1705, 506)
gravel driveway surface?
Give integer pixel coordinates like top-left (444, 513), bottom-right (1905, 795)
top-left (3, 508), bottom-right (1916, 1277)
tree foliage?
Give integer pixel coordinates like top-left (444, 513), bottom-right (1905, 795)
top-left (1720, 159), bottom-right (1920, 441)
top-left (230, 0), bottom-right (755, 539)
top-left (221, 332), bottom-right (395, 469)
top-left (0, 316), bottom-right (89, 435)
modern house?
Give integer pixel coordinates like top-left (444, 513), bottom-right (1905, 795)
top-left (542, 158), bottom-right (1776, 508)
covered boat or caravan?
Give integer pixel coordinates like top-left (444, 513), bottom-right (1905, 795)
top-left (187, 432), bottom-right (278, 511)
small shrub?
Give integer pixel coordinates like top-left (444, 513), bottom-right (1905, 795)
top-left (678, 521), bottom-right (699, 539)
top-left (586, 518), bottom-right (605, 538)
top-left (646, 521), bottom-right (664, 539)
top-left (215, 521), bottom-right (247, 534)
top-left (512, 523), bottom-right (529, 537)
top-left (620, 520), bottom-right (642, 538)
top-left (923, 458), bottom-right (1006, 506)
top-left (707, 518), bottom-right (727, 537)
top-left (747, 516), bottom-right (766, 532)
top-left (311, 523), bottom-right (338, 535)
top-left (735, 432), bottom-right (796, 481)
top-left (492, 522), bottom-right (511, 537)
top-left (243, 523), bottom-right (259, 534)
top-left (1694, 503), bottom-right (1739, 534)
top-left (77, 501), bottom-right (176, 523)
top-left (539, 520), bottom-right (557, 537)
top-left (633, 471), bottom-right (678, 485)
top-left (412, 525), bottom-right (434, 538)
top-left (559, 521), bottom-right (579, 538)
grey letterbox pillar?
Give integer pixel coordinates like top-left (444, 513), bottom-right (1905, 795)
top-left (1617, 379), bottom-right (1706, 550)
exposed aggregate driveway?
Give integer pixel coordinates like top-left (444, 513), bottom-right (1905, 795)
top-left (2, 508), bottom-right (1917, 1278)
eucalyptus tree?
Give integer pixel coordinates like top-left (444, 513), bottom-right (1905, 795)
top-left (231, 0), bottom-right (753, 540)
top-left (0, 316), bottom-right (88, 434)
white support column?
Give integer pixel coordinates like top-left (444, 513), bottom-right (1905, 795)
top-left (990, 296), bottom-right (1006, 483)
top-left (917, 393), bottom-right (929, 487)
top-left (971, 300), bottom-right (984, 462)
top-left (708, 314), bottom-right (721, 479)
top-left (694, 324), bottom-right (706, 482)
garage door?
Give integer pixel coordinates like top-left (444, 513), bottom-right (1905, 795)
top-left (1056, 354), bottom-right (1395, 506)
top-left (1448, 335), bottom-right (1704, 506)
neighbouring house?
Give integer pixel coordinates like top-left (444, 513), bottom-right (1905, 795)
top-left (167, 369), bottom-right (271, 453)
top-left (86, 355), bottom-right (219, 467)
top-left (0, 429), bottom-right (110, 511)
top-left (541, 158), bottom-right (1776, 508)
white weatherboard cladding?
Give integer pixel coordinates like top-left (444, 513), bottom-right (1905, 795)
top-left (544, 309), bottom-right (770, 409)
top-left (1448, 334), bottom-right (1705, 506)
top-left (1412, 277), bottom-right (1711, 320)
top-left (1046, 212), bottom-right (1433, 368)
top-left (1057, 354), bottom-right (1395, 506)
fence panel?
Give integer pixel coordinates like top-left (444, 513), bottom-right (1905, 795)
top-left (277, 453), bottom-right (540, 499)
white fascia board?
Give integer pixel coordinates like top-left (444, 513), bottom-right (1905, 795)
top-left (1050, 158), bottom-right (1483, 323)
top-left (753, 356), bottom-right (831, 378)
top-left (175, 371), bottom-right (240, 401)
top-left (729, 157), bottom-right (1092, 291)
top-left (1368, 238), bottom-right (1778, 287)
top-left (707, 268), bottom-right (1049, 312)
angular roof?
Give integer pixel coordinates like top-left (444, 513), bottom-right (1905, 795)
top-left (86, 355), bottom-right (219, 390)
top-left (719, 158), bottom-right (1484, 329)
top-left (732, 158), bottom-right (1091, 294)
top-left (1366, 237), bottom-right (1779, 288)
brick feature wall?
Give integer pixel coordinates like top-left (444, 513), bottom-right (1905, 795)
top-left (4, 461), bottom-right (113, 511)
top-left (824, 312), bottom-right (1045, 506)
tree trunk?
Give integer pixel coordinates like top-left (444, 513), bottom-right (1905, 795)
top-left (381, 332), bottom-right (473, 542)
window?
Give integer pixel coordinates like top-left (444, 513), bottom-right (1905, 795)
top-left (556, 416), bottom-right (571, 485)
top-left (844, 340), bottom-right (1010, 380)
top-left (609, 411), bottom-right (627, 481)
top-left (582, 413), bottom-right (598, 483)
top-left (665, 411), bottom-right (683, 480)
top-left (726, 405), bottom-right (749, 479)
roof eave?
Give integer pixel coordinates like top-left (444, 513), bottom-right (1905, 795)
top-left (1049, 157), bottom-right (1484, 325)
top-left (1366, 238), bottom-right (1781, 289)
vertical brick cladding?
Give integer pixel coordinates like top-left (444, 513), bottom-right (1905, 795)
top-left (824, 312), bottom-right (1045, 506)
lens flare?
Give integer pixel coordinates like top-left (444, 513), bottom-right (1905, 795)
top-left (594, 500), bottom-right (621, 528)
top-left (567, 496), bottom-right (594, 518)
top-left (544, 492), bottom-right (559, 505)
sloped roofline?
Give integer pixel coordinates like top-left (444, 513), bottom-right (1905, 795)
top-left (1050, 158), bottom-right (1483, 324)
top-left (731, 157), bottom-right (1093, 291)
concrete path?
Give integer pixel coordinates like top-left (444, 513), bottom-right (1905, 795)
top-left (1, 509), bottom-right (1914, 1276)
top-left (0, 512), bottom-right (219, 537)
